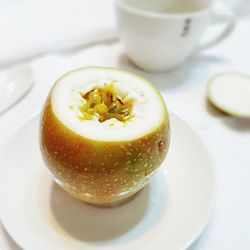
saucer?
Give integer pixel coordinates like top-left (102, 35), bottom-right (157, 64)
top-left (0, 113), bottom-right (215, 250)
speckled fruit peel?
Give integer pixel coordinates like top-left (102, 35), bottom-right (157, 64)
top-left (40, 68), bottom-right (170, 206)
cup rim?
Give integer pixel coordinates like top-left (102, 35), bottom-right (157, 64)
top-left (115, 0), bottom-right (213, 18)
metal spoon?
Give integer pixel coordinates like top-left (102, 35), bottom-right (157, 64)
top-left (0, 64), bottom-right (34, 114)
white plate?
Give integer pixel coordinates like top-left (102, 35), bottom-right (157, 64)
top-left (0, 113), bottom-right (215, 250)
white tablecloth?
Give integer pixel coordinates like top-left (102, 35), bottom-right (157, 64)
top-left (0, 1), bottom-right (250, 249)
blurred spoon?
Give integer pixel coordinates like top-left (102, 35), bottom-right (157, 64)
top-left (0, 64), bottom-right (34, 114)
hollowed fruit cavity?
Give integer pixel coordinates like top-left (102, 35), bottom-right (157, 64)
top-left (79, 83), bottom-right (134, 122)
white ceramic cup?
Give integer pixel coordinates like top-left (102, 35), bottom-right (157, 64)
top-left (115, 0), bottom-right (236, 72)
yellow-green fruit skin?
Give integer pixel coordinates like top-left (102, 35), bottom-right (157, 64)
top-left (40, 95), bottom-right (170, 206)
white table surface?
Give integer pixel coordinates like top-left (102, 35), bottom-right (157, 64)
top-left (0, 1), bottom-right (250, 249)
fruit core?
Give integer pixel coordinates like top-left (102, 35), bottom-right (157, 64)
top-left (79, 83), bottom-right (134, 123)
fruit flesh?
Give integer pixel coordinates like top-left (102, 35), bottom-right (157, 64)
top-left (207, 72), bottom-right (250, 118)
top-left (40, 67), bottom-right (170, 205)
top-left (51, 67), bottom-right (166, 141)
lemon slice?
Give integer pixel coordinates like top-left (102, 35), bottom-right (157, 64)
top-left (207, 72), bottom-right (250, 118)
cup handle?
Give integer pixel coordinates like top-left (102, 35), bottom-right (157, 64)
top-left (197, 3), bottom-right (236, 51)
